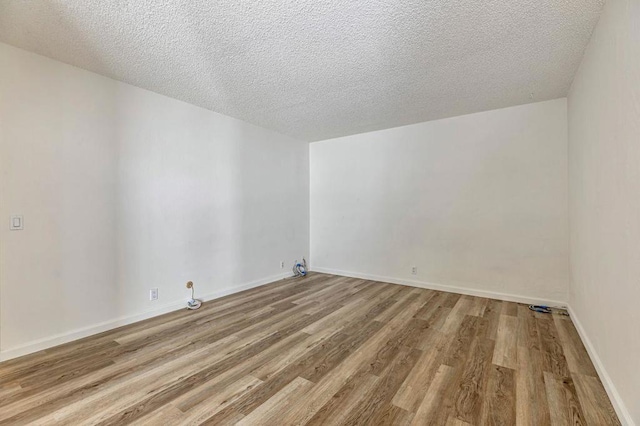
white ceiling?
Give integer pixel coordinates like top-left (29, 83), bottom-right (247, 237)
top-left (0, 1), bottom-right (604, 142)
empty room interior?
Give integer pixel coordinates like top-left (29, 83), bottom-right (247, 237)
top-left (0, 1), bottom-right (638, 425)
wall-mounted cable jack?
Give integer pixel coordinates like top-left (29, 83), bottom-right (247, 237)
top-left (186, 281), bottom-right (202, 310)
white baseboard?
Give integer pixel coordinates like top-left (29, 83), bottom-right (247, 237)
top-left (311, 267), bottom-right (566, 307)
top-left (0, 271), bottom-right (293, 362)
top-left (1, 267), bottom-right (634, 424)
top-left (312, 266), bottom-right (634, 425)
top-left (567, 306), bottom-right (635, 426)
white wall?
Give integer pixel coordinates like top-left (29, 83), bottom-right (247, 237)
top-left (0, 43), bottom-right (309, 358)
top-left (567, 0), bottom-right (640, 423)
top-left (311, 99), bottom-right (568, 303)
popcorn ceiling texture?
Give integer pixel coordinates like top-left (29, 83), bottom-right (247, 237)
top-left (0, 0), bottom-right (604, 141)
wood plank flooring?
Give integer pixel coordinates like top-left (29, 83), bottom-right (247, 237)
top-left (0, 273), bottom-right (620, 425)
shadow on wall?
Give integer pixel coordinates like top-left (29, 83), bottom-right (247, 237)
top-left (311, 100), bottom-right (568, 303)
top-left (0, 22), bottom-right (308, 354)
top-left (111, 94), bottom-right (249, 319)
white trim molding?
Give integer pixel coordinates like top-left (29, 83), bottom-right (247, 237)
top-left (567, 306), bottom-right (636, 426)
top-left (311, 267), bottom-right (566, 307)
top-left (2, 268), bottom-right (633, 425)
top-left (0, 271), bottom-right (293, 362)
top-left (311, 267), bottom-right (634, 425)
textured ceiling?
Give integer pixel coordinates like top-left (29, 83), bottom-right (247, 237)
top-left (0, 1), bottom-right (604, 141)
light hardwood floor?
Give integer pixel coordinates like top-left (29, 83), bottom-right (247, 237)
top-left (0, 273), bottom-right (620, 425)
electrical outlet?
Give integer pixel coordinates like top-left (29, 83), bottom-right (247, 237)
top-left (280, 261), bottom-right (285, 269)
top-left (149, 288), bottom-right (158, 301)
top-left (411, 266), bottom-right (417, 275)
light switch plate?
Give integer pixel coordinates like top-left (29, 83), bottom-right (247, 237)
top-left (10, 215), bottom-right (23, 230)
